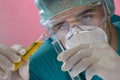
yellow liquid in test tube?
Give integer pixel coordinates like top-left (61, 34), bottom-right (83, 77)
top-left (14, 34), bottom-right (45, 71)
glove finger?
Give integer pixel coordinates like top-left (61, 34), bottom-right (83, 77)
top-left (58, 42), bottom-right (108, 61)
top-left (0, 68), bottom-right (7, 79)
top-left (70, 56), bottom-right (97, 77)
top-left (57, 43), bottom-right (89, 61)
top-left (0, 77), bottom-right (8, 80)
top-left (19, 60), bottom-right (29, 80)
top-left (0, 69), bottom-right (11, 80)
top-left (89, 42), bottom-right (108, 49)
top-left (11, 44), bottom-right (26, 56)
top-left (0, 64), bottom-right (11, 79)
top-left (10, 71), bottom-right (23, 80)
top-left (86, 64), bottom-right (109, 80)
top-left (0, 54), bottom-right (15, 70)
top-left (0, 55), bottom-right (14, 79)
top-left (0, 45), bottom-right (21, 63)
top-left (62, 48), bottom-right (93, 71)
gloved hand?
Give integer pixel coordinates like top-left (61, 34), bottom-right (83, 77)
top-left (57, 42), bottom-right (120, 80)
top-left (0, 44), bottom-right (29, 80)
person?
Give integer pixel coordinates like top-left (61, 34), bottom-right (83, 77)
top-left (0, 0), bottom-right (120, 80)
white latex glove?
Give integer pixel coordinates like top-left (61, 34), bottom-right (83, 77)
top-left (57, 42), bottom-right (120, 80)
top-left (0, 44), bottom-right (29, 80)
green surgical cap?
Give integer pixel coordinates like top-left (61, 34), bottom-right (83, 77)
top-left (35, 0), bottom-right (115, 24)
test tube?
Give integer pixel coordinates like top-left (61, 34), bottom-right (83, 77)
top-left (52, 35), bottom-right (81, 80)
top-left (14, 34), bottom-right (46, 71)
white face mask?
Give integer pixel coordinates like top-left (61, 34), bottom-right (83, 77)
top-left (65, 26), bottom-right (108, 49)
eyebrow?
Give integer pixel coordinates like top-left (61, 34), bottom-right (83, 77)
top-left (77, 8), bottom-right (94, 17)
top-left (53, 8), bottom-right (95, 27)
top-left (53, 21), bottom-right (65, 27)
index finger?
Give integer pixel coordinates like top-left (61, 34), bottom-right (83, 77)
top-left (57, 43), bottom-right (90, 61)
top-left (0, 45), bottom-right (21, 63)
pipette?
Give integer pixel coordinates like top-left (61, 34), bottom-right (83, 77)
top-left (14, 34), bottom-right (45, 71)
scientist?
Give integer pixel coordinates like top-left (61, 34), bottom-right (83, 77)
top-left (0, 0), bottom-right (120, 80)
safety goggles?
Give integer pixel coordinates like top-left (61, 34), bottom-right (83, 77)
top-left (45, 2), bottom-right (107, 39)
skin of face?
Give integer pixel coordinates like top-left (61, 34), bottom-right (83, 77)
top-left (50, 3), bottom-right (118, 51)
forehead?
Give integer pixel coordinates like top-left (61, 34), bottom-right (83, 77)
top-left (51, 5), bottom-right (91, 19)
top-left (49, 3), bottom-right (103, 25)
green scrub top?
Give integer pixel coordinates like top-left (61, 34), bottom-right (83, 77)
top-left (29, 14), bottom-right (120, 80)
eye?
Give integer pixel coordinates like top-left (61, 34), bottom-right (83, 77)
top-left (83, 15), bottom-right (91, 20)
top-left (81, 14), bottom-right (94, 21)
top-left (77, 13), bottom-right (97, 25)
top-left (53, 22), bottom-right (65, 32)
top-left (59, 23), bottom-right (67, 30)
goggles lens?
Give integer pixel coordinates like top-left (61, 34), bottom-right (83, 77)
top-left (46, 2), bottom-right (106, 39)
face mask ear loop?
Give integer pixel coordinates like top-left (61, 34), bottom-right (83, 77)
top-left (102, 2), bottom-right (111, 43)
top-left (103, 2), bottom-right (107, 31)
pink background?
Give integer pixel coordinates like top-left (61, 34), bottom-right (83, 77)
top-left (0, 0), bottom-right (120, 47)
top-left (115, 0), bottom-right (120, 15)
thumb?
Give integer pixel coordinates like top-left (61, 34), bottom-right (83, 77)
top-left (11, 44), bottom-right (27, 56)
top-left (19, 60), bottom-right (29, 80)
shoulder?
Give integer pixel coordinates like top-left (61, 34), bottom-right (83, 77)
top-left (110, 14), bottom-right (120, 23)
top-left (110, 14), bottom-right (120, 29)
top-left (111, 15), bottom-right (120, 55)
top-left (29, 38), bottom-right (62, 80)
